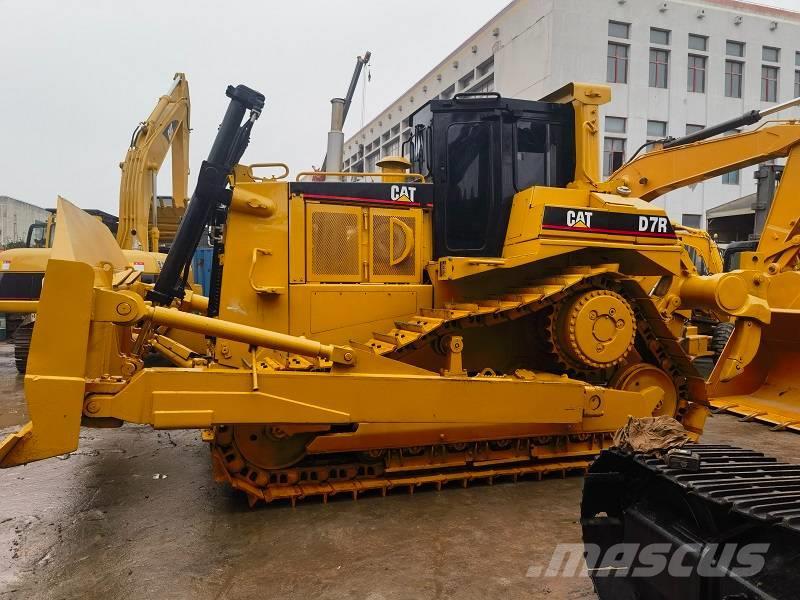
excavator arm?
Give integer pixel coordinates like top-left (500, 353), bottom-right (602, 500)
top-left (117, 72), bottom-right (190, 252)
top-left (611, 122), bottom-right (800, 202)
top-left (606, 97), bottom-right (800, 430)
top-left (611, 98), bottom-right (800, 271)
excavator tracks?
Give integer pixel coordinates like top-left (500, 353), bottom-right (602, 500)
top-left (210, 267), bottom-right (706, 506)
top-left (583, 444), bottom-right (800, 599)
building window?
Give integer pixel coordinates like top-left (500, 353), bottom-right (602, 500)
top-left (725, 60), bottom-right (743, 98)
top-left (721, 131), bottom-right (741, 185)
top-left (726, 40), bottom-right (745, 57)
top-left (605, 116), bottom-right (627, 133)
top-left (603, 137), bottom-right (626, 177)
top-left (365, 152), bottom-right (378, 173)
top-left (722, 170), bottom-right (740, 185)
top-left (649, 49), bottom-right (669, 88)
top-left (383, 139), bottom-right (400, 158)
top-left (682, 213), bottom-right (702, 228)
top-left (686, 124), bottom-right (705, 135)
top-left (650, 28), bottom-right (670, 45)
top-left (476, 56), bottom-right (494, 78)
top-left (607, 42), bottom-right (629, 83)
top-left (761, 66), bottom-right (779, 102)
top-left (469, 75), bottom-right (494, 94)
top-left (797, 51), bottom-right (800, 67)
top-left (688, 55), bottom-right (706, 93)
top-left (647, 120), bottom-right (667, 139)
top-left (688, 34), bottom-right (708, 51)
top-left (608, 20), bottom-right (630, 39)
top-left (762, 46), bottom-right (780, 63)
top-left (795, 70), bottom-right (800, 99)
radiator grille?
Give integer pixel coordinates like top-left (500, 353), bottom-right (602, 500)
top-left (372, 214), bottom-right (416, 276)
top-left (310, 211), bottom-right (360, 277)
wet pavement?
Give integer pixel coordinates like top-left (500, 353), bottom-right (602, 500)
top-left (3, 341), bottom-right (800, 599)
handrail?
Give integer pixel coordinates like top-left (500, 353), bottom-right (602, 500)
top-left (295, 171), bottom-right (426, 182)
top-left (246, 162), bottom-right (290, 181)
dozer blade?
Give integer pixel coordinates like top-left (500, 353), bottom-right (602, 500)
top-left (708, 309), bottom-right (800, 432)
top-left (0, 198), bottom-right (124, 466)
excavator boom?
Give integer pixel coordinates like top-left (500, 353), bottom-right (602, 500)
top-left (117, 72), bottom-right (190, 252)
top-left (609, 97), bottom-right (800, 431)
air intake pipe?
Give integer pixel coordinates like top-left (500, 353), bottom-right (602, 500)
top-left (326, 98), bottom-right (345, 181)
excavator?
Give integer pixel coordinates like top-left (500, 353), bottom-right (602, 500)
top-left (0, 73), bottom-right (191, 372)
top-left (116, 72), bottom-right (190, 252)
top-left (1, 80), bottom-right (800, 522)
top-left (580, 98), bottom-right (800, 599)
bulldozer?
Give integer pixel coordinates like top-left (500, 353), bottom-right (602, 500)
top-left (2, 80), bottom-right (800, 508)
top-left (0, 73), bottom-right (191, 373)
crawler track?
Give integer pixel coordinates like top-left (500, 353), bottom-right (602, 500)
top-left (211, 267), bottom-right (707, 506)
top-left (212, 448), bottom-right (593, 507)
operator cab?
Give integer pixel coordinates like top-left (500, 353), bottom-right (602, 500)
top-left (408, 93), bottom-right (575, 258)
top-left (25, 221), bottom-right (48, 248)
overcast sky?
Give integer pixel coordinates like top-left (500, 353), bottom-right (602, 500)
top-left (0, 0), bottom-right (797, 213)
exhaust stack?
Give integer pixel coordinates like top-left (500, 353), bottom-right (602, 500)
top-left (326, 98), bottom-right (345, 181)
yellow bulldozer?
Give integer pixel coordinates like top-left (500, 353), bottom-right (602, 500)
top-left (2, 81), bottom-right (800, 507)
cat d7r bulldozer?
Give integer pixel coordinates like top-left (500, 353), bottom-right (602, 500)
top-left (2, 81), bottom-right (799, 506)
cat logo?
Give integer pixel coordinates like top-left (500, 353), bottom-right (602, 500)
top-left (566, 210), bottom-right (593, 228)
top-left (390, 185), bottom-right (417, 202)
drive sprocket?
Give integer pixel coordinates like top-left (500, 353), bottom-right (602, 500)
top-left (547, 289), bottom-right (636, 371)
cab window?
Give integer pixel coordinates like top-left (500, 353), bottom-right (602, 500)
top-left (515, 120), bottom-right (547, 190)
top-left (26, 223), bottom-right (46, 248)
top-left (445, 121), bottom-right (494, 251)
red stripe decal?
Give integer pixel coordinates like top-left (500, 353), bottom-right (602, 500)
top-left (542, 224), bottom-right (676, 238)
top-left (302, 193), bottom-right (423, 207)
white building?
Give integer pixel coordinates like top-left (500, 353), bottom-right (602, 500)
top-left (0, 197), bottom-right (50, 247)
top-left (344, 0), bottom-right (800, 228)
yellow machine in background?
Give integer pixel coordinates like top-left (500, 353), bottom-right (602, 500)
top-left (117, 72), bottom-right (190, 252)
top-left (0, 205), bottom-right (166, 372)
top-left (643, 224), bottom-right (727, 363)
top-left (0, 73), bottom-right (190, 372)
top-left (608, 101), bottom-right (800, 430)
top-left (3, 82), bottom-right (800, 506)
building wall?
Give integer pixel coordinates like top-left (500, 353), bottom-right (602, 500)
top-left (0, 197), bottom-right (50, 247)
top-left (344, 0), bottom-right (800, 227)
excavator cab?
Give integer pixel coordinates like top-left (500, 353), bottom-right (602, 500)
top-left (408, 93), bottom-right (575, 258)
top-left (25, 221), bottom-right (48, 248)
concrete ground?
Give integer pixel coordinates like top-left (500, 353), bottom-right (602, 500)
top-left (3, 343), bottom-right (800, 600)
